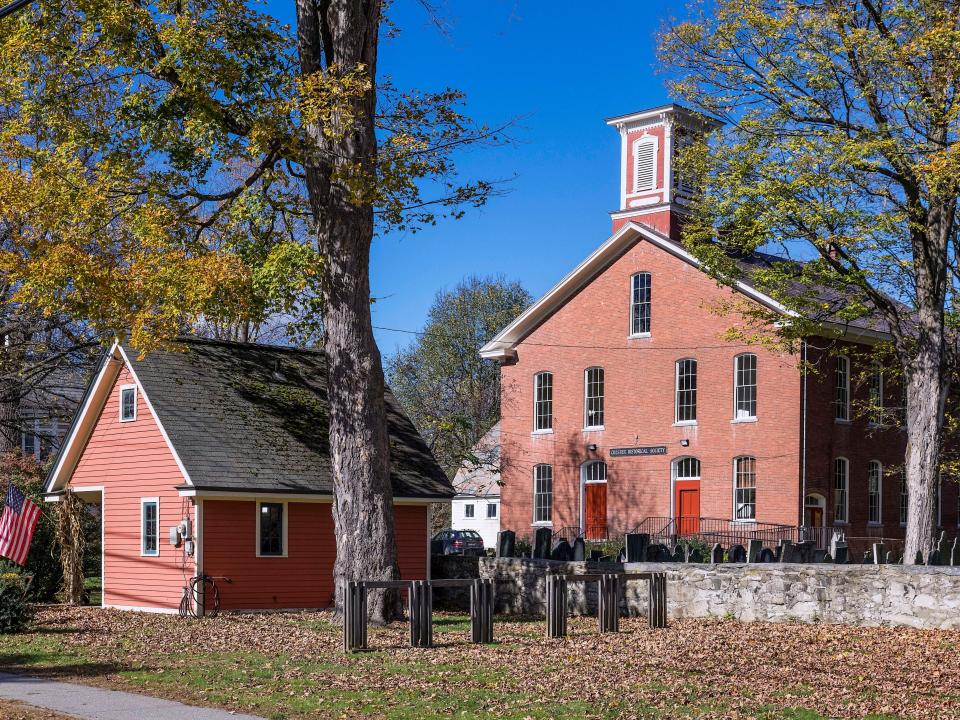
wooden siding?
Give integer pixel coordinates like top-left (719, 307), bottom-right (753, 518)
top-left (70, 366), bottom-right (193, 610)
top-left (202, 501), bottom-right (428, 610)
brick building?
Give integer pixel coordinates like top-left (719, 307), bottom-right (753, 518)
top-left (481, 104), bottom-right (957, 548)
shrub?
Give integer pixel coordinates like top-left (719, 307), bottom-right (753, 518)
top-left (0, 572), bottom-right (32, 633)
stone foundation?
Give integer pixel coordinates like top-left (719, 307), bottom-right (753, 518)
top-left (477, 557), bottom-right (960, 629)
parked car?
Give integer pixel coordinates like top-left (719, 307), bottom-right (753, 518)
top-left (431, 529), bottom-right (486, 556)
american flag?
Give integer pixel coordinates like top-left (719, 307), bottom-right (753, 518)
top-left (0, 483), bottom-right (40, 566)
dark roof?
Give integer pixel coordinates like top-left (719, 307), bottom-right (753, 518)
top-left (452, 422), bottom-right (500, 497)
top-left (124, 338), bottom-right (453, 499)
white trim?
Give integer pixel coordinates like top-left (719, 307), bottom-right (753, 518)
top-left (674, 358), bottom-right (697, 424)
top-left (194, 498), bottom-right (203, 576)
top-left (532, 464), bottom-right (553, 526)
top-left (103, 604), bottom-right (179, 614)
top-left (255, 500), bottom-right (288, 558)
top-left (732, 456), bottom-right (757, 522)
top-left (118, 384), bottom-right (137, 422)
top-left (670, 456), bottom-right (701, 522)
top-left (833, 457), bottom-right (849, 524)
top-left (478, 222), bottom-right (806, 361)
top-left (533, 370), bottom-right (553, 433)
top-left (631, 135), bottom-right (659, 194)
top-left (140, 497), bottom-right (160, 557)
top-left (583, 366), bottom-right (604, 430)
top-left (867, 460), bottom-right (883, 525)
top-left (733, 353), bottom-right (758, 421)
top-left (618, 126), bottom-right (627, 208)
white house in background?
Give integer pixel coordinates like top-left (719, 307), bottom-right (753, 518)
top-left (451, 422), bottom-right (501, 549)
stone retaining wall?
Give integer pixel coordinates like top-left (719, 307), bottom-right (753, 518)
top-left (477, 557), bottom-right (960, 629)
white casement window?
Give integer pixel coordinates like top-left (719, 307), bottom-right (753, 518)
top-left (630, 272), bottom-right (651, 336)
top-left (633, 136), bottom-right (658, 193)
top-left (733, 456), bottom-right (757, 521)
top-left (900, 468), bottom-right (908, 525)
top-left (533, 371), bottom-right (553, 432)
top-left (533, 464), bottom-right (553, 524)
top-left (675, 359), bottom-right (697, 424)
top-left (834, 356), bottom-right (850, 421)
top-left (733, 353), bottom-right (757, 420)
top-left (256, 501), bottom-right (286, 557)
top-left (486, 503), bottom-right (497, 519)
top-left (140, 498), bottom-right (159, 557)
top-left (464, 503), bottom-right (475, 519)
top-left (869, 367), bottom-right (884, 425)
top-left (833, 458), bottom-right (849, 523)
top-left (583, 367), bottom-right (604, 429)
top-left (120, 384), bottom-right (137, 422)
top-left (867, 460), bottom-right (882, 525)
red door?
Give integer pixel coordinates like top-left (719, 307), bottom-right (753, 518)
top-left (675, 481), bottom-right (700, 535)
top-left (585, 483), bottom-right (607, 539)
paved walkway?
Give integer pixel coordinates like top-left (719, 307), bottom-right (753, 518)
top-left (0, 672), bottom-right (266, 720)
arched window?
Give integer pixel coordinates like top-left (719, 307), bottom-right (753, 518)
top-left (630, 272), bottom-right (651, 336)
top-left (868, 460), bottom-right (882, 525)
top-left (675, 359), bottom-right (697, 423)
top-left (674, 456), bottom-right (700, 480)
top-left (533, 371), bottom-right (553, 432)
top-left (533, 464), bottom-right (553, 525)
top-left (734, 354), bottom-right (757, 420)
top-left (834, 457), bottom-right (849, 523)
top-left (633, 136), bottom-right (658, 193)
top-left (584, 367), bottom-right (604, 428)
top-left (733, 456), bottom-right (757, 521)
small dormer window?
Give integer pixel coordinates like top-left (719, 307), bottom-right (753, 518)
top-left (633, 136), bottom-right (658, 193)
top-left (120, 385), bottom-right (137, 422)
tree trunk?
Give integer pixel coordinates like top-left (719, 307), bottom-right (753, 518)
top-left (295, 0), bottom-right (403, 622)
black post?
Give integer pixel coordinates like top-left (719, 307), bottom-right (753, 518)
top-left (647, 573), bottom-right (667, 629)
top-left (343, 581), bottom-right (368, 652)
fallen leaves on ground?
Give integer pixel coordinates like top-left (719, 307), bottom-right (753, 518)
top-left (0, 699), bottom-right (77, 720)
top-left (2, 606), bottom-right (959, 719)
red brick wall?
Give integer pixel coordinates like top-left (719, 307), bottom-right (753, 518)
top-left (202, 501), bottom-right (428, 610)
top-left (498, 235), bottom-right (804, 540)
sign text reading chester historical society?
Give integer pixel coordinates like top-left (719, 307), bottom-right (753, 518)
top-left (608, 446), bottom-right (668, 457)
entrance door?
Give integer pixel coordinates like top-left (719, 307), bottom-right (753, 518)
top-left (585, 483), bottom-right (607, 539)
top-left (675, 481), bottom-right (700, 535)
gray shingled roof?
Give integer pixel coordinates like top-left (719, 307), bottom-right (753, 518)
top-left (124, 338), bottom-right (453, 499)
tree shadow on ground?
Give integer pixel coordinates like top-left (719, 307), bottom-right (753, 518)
top-left (0, 654), bottom-right (128, 681)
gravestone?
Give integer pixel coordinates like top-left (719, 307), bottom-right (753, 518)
top-left (571, 537), bottom-right (586, 562)
top-left (533, 527), bottom-right (552, 560)
top-left (728, 544), bottom-right (747, 563)
top-left (928, 550), bottom-right (942, 566)
top-left (833, 543), bottom-right (849, 565)
top-left (779, 540), bottom-right (795, 563)
top-left (625, 533), bottom-right (651, 563)
top-left (861, 550), bottom-right (872, 564)
top-left (711, 543), bottom-right (724, 564)
top-left (747, 539), bottom-right (763, 563)
top-left (647, 543), bottom-right (671, 562)
top-left (885, 551), bottom-right (895, 564)
top-left (798, 540), bottom-right (816, 563)
top-left (550, 540), bottom-right (572, 562)
top-left (671, 545), bottom-right (685, 563)
top-left (687, 547), bottom-right (704, 563)
top-left (590, 549), bottom-right (603, 561)
top-left (951, 537), bottom-right (960, 567)
top-left (759, 548), bottom-right (776, 563)
top-left (812, 549), bottom-right (827, 563)
top-left (496, 530), bottom-right (516, 558)
top-left (915, 551), bottom-right (925, 565)
top-left (872, 543), bottom-right (886, 565)
top-left (822, 552), bottom-right (833, 563)
top-left (829, 530), bottom-right (846, 559)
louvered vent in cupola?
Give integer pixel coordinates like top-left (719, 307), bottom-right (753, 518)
top-left (634, 139), bottom-right (657, 192)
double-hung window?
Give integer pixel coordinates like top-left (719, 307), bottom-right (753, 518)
top-left (486, 503), bottom-right (497, 519)
top-left (867, 460), bottom-right (882, 525)
top-left (141, 498), bottom-right (159, 557)
top-left (258, 502), bottom-right (285, 557)
top-left (675, 359), bottom-right (697, 424)
top-left (584, 367), bottom-right (604, 428)
top-left (734, 354), bottom-right (757, 420)
top-left (630, 272), bottom-right (651, 336)
top-left (833, 458), bottom-right (849, 523)
top-left (733, 457), bottom-right (756, 521)
top-left (533, 464), bottom-right (553, 524)
top-left (868, 368), bottom-right (884, 425)
top-left (120, 384), bottom-right (137, 422)
top-left (834, 357), bottom-right (850, 421)
top-left (533, 372), bottom-right (553, 432)
top-left (464, 503), bottom-right (475, 519)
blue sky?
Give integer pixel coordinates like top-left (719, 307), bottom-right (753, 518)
top-left (270, 2), bottom-right (685, 355)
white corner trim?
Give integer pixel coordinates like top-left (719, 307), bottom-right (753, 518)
top-left (478, 222), bottom-right (796, 360)
top-left (102, 604), bottom-right (179, 615)
top-left (115, 344), bottom-right (194, 486)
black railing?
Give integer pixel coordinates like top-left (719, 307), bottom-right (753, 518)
top-left (628, 516), bottom-right (796, 549)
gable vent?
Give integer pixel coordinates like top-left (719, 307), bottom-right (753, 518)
top-left (634, 140), bottom-right (656, 192)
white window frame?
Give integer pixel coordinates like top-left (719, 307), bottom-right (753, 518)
top-left (867, 460), bottom-right (882, 525)
top-left (732, 456), bottom-right (757, 523)
top-left (868, 368), bottom-right (884, 427)
top-left (533, 464), bottom-right (553, 526)
top-left (631, 135), bottom-right (659, 194)
top-left (464, 503), bottom-right (475, 519)
top-left (674, 358), bottom-right (697, 425)
top-left (140, 497), bottom-right (160, 557)
top-left (629, 272), bottom-right (652, 337)
top-left (255, 500), bottom-right (288, 558)
top-left (834, 356), bottom-right (850, 422)
top-left (583, 367), bottom-right (605, 430)
top-left (533, 371), bottom-right (553, 433)
top-left (119, 384), bottom-right (138, 423)
top-left (486, 503), bottom-right (498, 519)
top-left (833, 457), bottom-right (849, 524)
top-left (733, 353), bottom-right (758, 422)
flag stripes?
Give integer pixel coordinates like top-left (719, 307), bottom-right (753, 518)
top-left (0, 483), bottom-right (41, 566)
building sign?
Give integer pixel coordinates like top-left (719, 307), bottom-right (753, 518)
top-left (609, 446), bottom-right (667, 457)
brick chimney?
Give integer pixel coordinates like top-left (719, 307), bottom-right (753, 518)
top-left (606, 104), bottom-right (721, 240)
